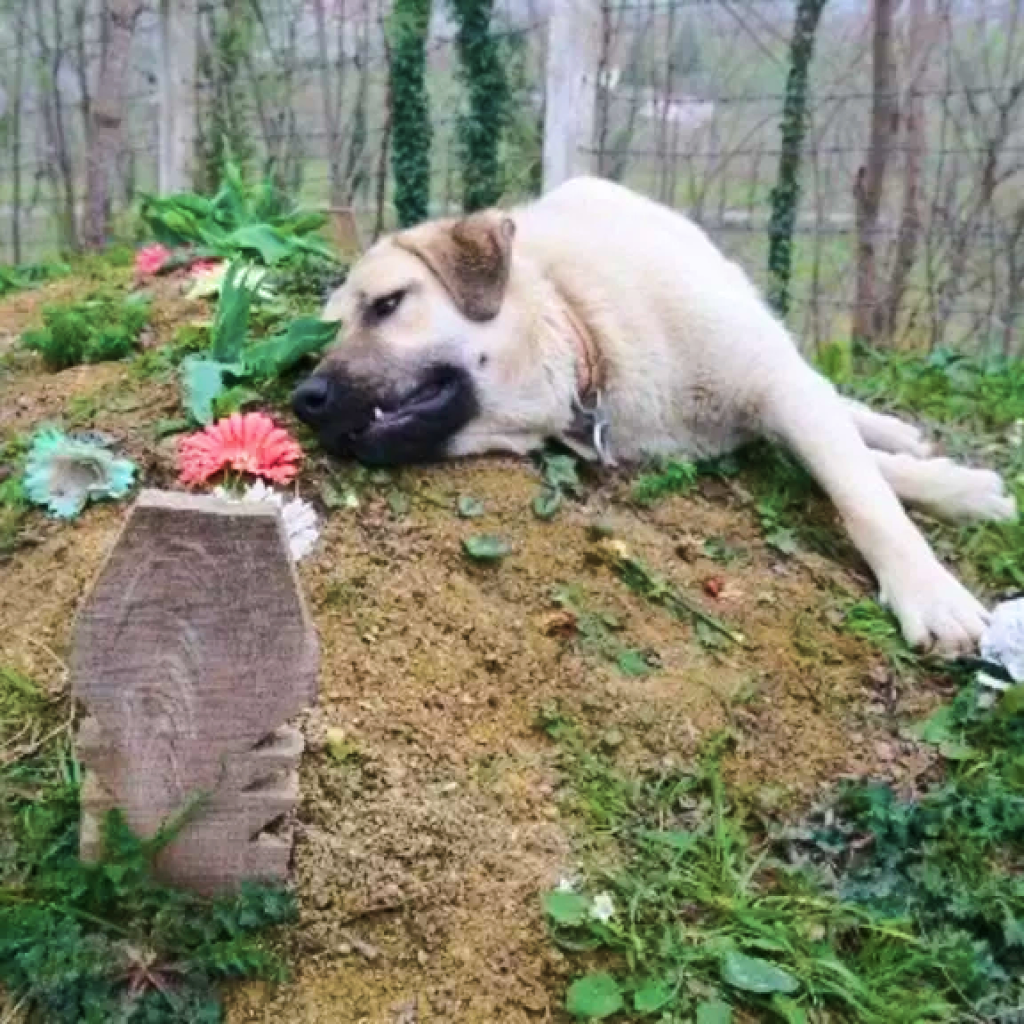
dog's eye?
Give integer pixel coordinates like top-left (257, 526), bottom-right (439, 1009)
top-left (369, 290), bottom-right (405, 321)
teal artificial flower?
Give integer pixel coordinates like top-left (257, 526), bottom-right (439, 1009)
top-left (23, 427), bottom-right (136, 519)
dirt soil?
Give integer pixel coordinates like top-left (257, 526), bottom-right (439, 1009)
top-left (0, 280), bottom-right (944, 1024)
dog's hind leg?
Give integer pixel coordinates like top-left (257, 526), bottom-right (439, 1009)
top-left (760, 363), bottom-right (988, 655)
top-left (843, 398), bottom-right (933, 457)
top-left (873, 452), bottom-right (1017, 523)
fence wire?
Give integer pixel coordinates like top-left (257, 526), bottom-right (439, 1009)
top-left (1, 0), bottom-right (1023, 355)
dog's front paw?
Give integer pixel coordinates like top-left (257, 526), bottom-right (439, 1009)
top-left (879, 557), bottom-right (989, 657)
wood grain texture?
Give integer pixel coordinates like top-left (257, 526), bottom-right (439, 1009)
top-left (74, 490), bottom-right (318, 894)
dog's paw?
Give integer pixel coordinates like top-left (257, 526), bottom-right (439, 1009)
top-left (952, 466), bottom-right (1018, 522)
top-left (879, 557), bottom-right (989, 658)
top-left (890, 422), bottom-right (933, 459)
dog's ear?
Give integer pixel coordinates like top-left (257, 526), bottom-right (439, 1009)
top-left (396, 212), bottom-right (515, 322)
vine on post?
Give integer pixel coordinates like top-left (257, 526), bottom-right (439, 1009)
top-left (449, 0), bottom-right (510, 212)
top-left (766, 0), bottom-right (829, 318)
top-left (389, 0), bottom-right (433, 227)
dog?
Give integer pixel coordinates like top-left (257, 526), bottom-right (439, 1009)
top-left (292, 176), bottom-right (1017, 657)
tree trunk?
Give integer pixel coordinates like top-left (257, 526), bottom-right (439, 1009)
top-left (765, 0), bottom-right (829, 318)
top-left (882, 0), bottom-right (931, 343)
top-left (313, 0), bottom-right (345, 205)
top-left (853, 0), bottom-right (898, 343)
top-left (10, 5), bottom-right (27, 263)
top-left (83, 0), bottom-right (142, 249)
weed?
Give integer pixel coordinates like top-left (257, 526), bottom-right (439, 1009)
top-left (551, 585), bottom-right (657, 678)
top-left (538, 710), bottom-right (1008, 1022)
top-left (786, 682), bottom-right (1024, 1020)
top-left (0, 667), bottom-right (295, 1024)
top-left (22, 294), bottom-right (151, 371)
top-left (841, 599), bottom-right (921, 673)
top-left (0, 261), bottom-right (71, 297)
top-left (0, 435), bottom-right (30, 558)
top-left (593, 537), bottom-right (745, 649)
top-left (631, 458), bottom-right (699, 507)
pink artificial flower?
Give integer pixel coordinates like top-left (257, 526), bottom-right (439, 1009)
top-left (135, 244), bottom-right (171, 278)
top-left (178, 412), bottom-right (303, 485)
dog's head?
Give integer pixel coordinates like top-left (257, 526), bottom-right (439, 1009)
top-left (292, 211), bottom-right (518, 465)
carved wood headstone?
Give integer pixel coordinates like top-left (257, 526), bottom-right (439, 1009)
top-left (73, 489), bottom-right (318, 894)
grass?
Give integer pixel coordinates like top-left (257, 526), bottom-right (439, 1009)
top-left (538, 681), bottom-right (1024, 1022)
top-left (0, 664), bottom-right (295, 1023)
top-left (21, 293), bottom-right (151, 371)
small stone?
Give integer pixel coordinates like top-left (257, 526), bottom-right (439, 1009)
top-left (601, 729), bottom-right (625, 750)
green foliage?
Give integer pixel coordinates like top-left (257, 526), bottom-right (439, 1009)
top-left (449, 0), bottom-right (510, 211)
top-left (389, 0), bottom-right (433, 227)
top-left (537, 713), bottom-right (1000, 1021)
top-left (178, 262), bottom-right (338, 423)
top-left (767, 0), bottom-right (830, 316)
top-left (789, 683), bottom-right (1024, 1019)
top-left (0, 261), bottom-right (71, 297)
top-left (552, 585), bottom-right (656, 678)
top-left (837, 344), bottom-right (1024, 434)
top-left (0, 668), bottom-right (294, 1024)
top-left (631, 458), bottom-right (699, 506)
top-left (21, 294), bottom-right (150, 371)
top-left (140, 160), bottom-right (336, 267)
top-left (532, 450), bottom-right (581, 520)
top-left (595, 537), bottom-right (746, 648)
top-left (0, 434), bottom-right (30, 557)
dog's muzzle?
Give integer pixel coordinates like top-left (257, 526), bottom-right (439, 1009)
top-left (291, 363), bottom-right (479, 466)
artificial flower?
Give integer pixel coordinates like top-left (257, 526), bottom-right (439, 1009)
top-left (186, 261), bottom-right (272, 301)
top-left (978, 597), bottom-right (1024, 689)
top-left (134, 244), bottom-right (171, 279)
top-left (589, 891), bottom-right (616, 923)
top-left (178, 412), bottom-right (302, 485)
top-left (23, 427), bottom-right (135, 519)
top-left (212, 479), bottom-right (319, 562)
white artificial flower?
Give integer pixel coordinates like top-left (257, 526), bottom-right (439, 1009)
top-left (213, 481), bottom-right (319, 563)
top-left (589, 891), bottom-right (616, 923)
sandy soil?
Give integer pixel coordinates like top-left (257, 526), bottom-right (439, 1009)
top-left (0, 280), bottom-right (943, 1024)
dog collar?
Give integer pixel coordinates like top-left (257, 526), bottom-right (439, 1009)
top-left (563, 303), bottom-right (604, 401)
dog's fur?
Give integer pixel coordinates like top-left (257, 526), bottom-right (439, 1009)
top-left (293, 176), bottom-right (1017, 656)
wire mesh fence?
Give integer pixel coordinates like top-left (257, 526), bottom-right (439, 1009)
top-left (1, 0), bottom-right (1023, 356)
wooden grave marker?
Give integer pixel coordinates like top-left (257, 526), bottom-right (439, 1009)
top-left (73, 489), bottom-right (318, 894)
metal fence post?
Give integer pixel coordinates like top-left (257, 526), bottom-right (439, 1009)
top-left (157, 0), bottom-right (198, 194)
top-left (541, 0), bottom-right (602, 193)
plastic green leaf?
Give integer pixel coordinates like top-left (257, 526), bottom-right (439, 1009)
top-left (720, 951), bottom-right (799, 995)
top-left (566, 974), bottom-right (624, 1019)
top-left (211, 263), bottom-right (256, 362)
top-left (180, 357), bottom-right (237, 425)
top-left (633, 979), bottom-right (673, 1014)
top-left (241, 318), bottom-right (339, 381)
top-left (542, 890), bottom-right (588, 926)
top-left (696, 1001), bottom-right (733, 1024)
top-left (226, 224), bottom-right (292, 265)
top-left (462, 535), bottom-right (511, 562)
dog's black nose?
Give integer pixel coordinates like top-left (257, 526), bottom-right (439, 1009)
top-left (291, 375), bottom-right (335, 426)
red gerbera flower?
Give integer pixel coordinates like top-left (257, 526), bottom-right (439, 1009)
top-left (178, 413), bottom-right (303, 485)
top-left (135, 244), bottom-right (171, 278)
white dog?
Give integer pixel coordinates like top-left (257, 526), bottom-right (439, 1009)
top-left (293, 176), bottom-right (1016, 656)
